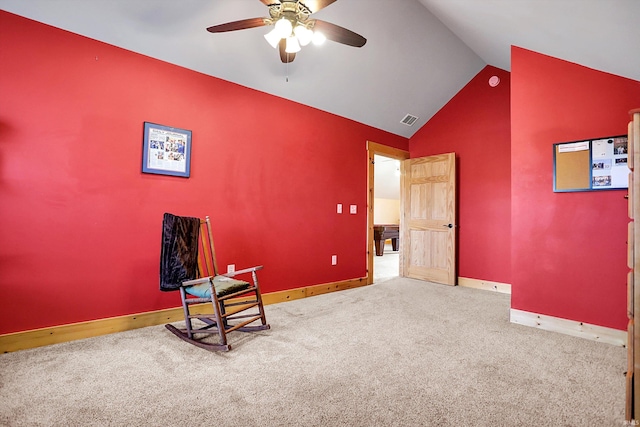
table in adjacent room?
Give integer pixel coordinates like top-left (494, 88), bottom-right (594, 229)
top-left (373, 224), bottom-right (399, 256)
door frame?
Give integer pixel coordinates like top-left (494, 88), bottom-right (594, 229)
top-left (366, 141), bottom-right (410, 285)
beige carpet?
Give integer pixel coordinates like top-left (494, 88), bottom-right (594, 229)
top-left (0, 277), bottom-right (626, 426)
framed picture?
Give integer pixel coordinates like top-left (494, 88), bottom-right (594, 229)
top-left (142, 122), bottom-right (191, 177)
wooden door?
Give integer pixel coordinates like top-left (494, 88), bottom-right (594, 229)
top-left (400, 153), bottom-right (457, 285)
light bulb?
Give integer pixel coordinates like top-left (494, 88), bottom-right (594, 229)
top-left (312, 31), bottom-right (326, 46)
top-left (274, 18), bottom-right (292, 39)
top-left (264, 28), bottom-right (281, 48)
top-left (285, 35), bottom-right (301, 53)
top-left (294, 25), bottom-right (313, 46)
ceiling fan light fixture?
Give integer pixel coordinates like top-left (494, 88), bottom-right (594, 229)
top-left (205, 1), bottom-right (367, 64)
top-left (285, 35), bottom-right (301, 53)
top-left (274, 17), bottom-right (293, 39)
top-left (264, 28), bottom-right (281, 48)
top-left (312, 31), bottom-right (326, 46)
top-left (294, 25), bottom-right (313, 46)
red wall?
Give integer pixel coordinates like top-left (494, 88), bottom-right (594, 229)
top-left (410, 65), bottom-right (512, 284)
top-left (0, 12), bottom-right (408, 334)
top-left (4, 11), bottom-right (635, 336)
top-left (511, 46), bottom-right (640, 330)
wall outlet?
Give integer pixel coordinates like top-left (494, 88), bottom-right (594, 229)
top-left (227, 264), bottom-right (235, 274)
top-left (350, 205), bottom-right (357, 214)
top-left (331, 255), bottom-right (337, 265)
top-left (337, 203), bottom-right (343, 214)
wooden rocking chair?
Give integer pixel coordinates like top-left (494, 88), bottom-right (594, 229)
top-left (160, 213), bottom-right (270, 351)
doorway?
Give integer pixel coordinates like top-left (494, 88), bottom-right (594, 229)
top-left (366, 141), bottom-right (409, 284)
top-left (373, 154), bottom-right (401, 282)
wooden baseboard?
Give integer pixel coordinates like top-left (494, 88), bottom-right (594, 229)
top-left (510, 308), bottom-right (627, 347)
top-left (458, 277), bottom-right (511, 294)
top-left (262, 277), bottom-right (368, 304)
top-left (0, 277), bottom-right (369, 354)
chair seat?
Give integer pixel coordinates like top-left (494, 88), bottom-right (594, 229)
top-left (185, 275), bottom-right (251, 298)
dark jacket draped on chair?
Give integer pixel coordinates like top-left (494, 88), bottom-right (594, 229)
top-left (160, 213), bottom-right (200, 292)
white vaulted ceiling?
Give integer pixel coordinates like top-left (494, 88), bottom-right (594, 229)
top-left (1, 0), bottom-right (638, 138)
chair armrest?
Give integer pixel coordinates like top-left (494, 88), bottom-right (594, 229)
top-left (182, 276), bottom-right (213, 287)
top-left (180, 266), bottom-right (263, 285)
top-left (222, 265), bottom-right (264, 278)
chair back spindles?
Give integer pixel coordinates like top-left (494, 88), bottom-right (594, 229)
top-left (204, 216), bottom-right (219, 276)
top-left (196, 217), bottom-right (219, 277)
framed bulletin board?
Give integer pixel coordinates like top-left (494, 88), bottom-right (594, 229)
top-left (553, 135), bottom-right (629, 192)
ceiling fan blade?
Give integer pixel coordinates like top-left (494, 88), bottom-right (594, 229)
top-left (206, 18), bottom-right (268, 33)
top-left (300, 0), bottom-right (338, 13)
top-left (279, 39), bottom-right (296, 63)
top-left (312, 20), bottom-right (366, 47)
top-left (260, 0), bottom-right (281, 6)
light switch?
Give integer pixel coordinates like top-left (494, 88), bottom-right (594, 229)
top-left (331, 255), bottom-right (337, 265)
top-left (337, 204), bottom-right (343, 214)
top-left (350, 205), bottom-right (357, 214)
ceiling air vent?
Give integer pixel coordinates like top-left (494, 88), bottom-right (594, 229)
top-left (401, 114), bottom-right (419, 126)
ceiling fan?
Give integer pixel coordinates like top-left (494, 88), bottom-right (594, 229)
top-left (206, 0), bottom-right (367, 63)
